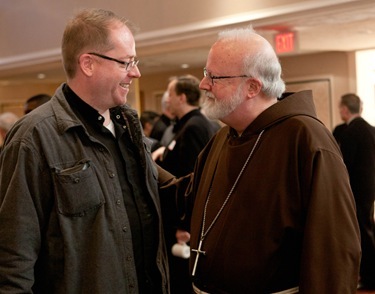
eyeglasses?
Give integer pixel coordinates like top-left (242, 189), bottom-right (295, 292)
top-left (203, 68), bottom-right (250, 86)
top-left (88, 52), bottom-right (139, 71)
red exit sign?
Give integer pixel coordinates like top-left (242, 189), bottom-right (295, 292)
top-left (274, 31), bottom-right (297, 54)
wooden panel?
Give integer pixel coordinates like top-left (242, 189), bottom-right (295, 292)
top-left (286, 78), bottom-right (332, 129)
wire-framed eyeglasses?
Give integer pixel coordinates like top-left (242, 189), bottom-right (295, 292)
top-left (203, 68), bottom-right (250, 86)
top-left (88, 52), bottom-right (139, 71)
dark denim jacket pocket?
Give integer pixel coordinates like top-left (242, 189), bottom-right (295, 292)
top-left (53, 160), bottom-right (105, 216)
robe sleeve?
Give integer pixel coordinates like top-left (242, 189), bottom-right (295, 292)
top-left (157, 163), bottom-right (194, 230)
top-left (299, 148), bottom-right (361, 293)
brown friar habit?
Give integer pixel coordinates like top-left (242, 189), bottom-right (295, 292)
top-left (189, 90), bottom-right (361, 294)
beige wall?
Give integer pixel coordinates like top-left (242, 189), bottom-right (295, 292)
top-left (0, 82), bottom-right (60, 117)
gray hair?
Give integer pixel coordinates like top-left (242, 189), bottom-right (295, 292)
top-left (0, 112), bottom-right (19, 132)
top-left (218, 27), bottom-right (285, 98)
top-left (340, 93), bottom-right (362, 114)
top-left (161, 91), bottom-right (169, 112)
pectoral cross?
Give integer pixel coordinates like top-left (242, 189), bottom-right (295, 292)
top-left (191, 239), bottom-right (206, 276)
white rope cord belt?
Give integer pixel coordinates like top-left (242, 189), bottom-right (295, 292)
top-left (193, 284), bottom-right (299, 294)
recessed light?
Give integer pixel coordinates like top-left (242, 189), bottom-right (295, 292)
top-left (37, 73), bottom-right (46, 79)
top-left (181, 64), bottom-right (189, 69)
top-left (358, 29), bottom-right (374, 35)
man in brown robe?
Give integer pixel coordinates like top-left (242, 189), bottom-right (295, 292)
top-left (184, 27), bottom-right (361, 293)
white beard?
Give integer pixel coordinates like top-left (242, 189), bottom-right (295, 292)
top-left (202, 86), bottom-right (245, 120)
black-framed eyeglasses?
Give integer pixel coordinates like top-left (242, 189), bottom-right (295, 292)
top-left (203, 68), bottom-right (250, 86)
top-left (88, 52), bottom-right (139, 71)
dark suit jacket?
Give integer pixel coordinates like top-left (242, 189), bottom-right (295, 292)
top-left (332, 122), bottom-right (348, 147)
top-left (339, 117), bottom-right (375, 201)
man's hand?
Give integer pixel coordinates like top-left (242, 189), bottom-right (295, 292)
top-left (152, 146), bottom-right (166, 161)
top-left (176, 229), bottom-right (190, 243)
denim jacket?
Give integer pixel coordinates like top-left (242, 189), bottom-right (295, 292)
top-left (0, 84), bottom-right (170, 293)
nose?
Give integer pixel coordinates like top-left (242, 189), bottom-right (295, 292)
top-left (199, 76), bottom-right (210, 90)
top-left (129, 65), bottom-right (141, 78)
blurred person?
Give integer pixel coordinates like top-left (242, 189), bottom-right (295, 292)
top-left (154, 75), bottom-right (219, 294)
top-left (24, 93), bottom-right (51, 114)
top-left (140, 110), bottom-right (162, 152)
top-left (333, 93), bottom-right (375, 290)
top-left (140, 110), bottom-right (160, 137)
top-left (156, 89), bottom-right (222, 150)
top-left (153, 75), bottom-right (219, 177)
top-left (150, 90), bottom-right (175, 142)
top-left (0, 8), bottom-right (172, 293)
top-left (159, 123), bottom-right (175, 148)
top-left (0, 112), bottom-right (19, 147)
top-left (183, 26), bottom-right (360, 293)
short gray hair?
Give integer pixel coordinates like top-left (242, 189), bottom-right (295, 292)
top-left (218, 26), bottom-right (285, 98)
top-left (340, 93), bottom-right (362, 114)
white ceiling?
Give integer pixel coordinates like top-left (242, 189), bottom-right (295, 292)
top-left (1, 0), bottom-right (375, 84)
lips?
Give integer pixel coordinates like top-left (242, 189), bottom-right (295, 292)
top-left (120, 83), bottom-right (129, 89)
top-left (205, 91), bottom-right (215, 100)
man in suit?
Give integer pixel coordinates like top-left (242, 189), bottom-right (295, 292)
top-left (334, 93), bottom-right (375, 290)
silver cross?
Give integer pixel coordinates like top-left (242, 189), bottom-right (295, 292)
top-left (191, 239), bottom-right (206, 276)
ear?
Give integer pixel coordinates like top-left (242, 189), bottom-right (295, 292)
top-left (179, 93), bottom-right (187, 104)
top-left (78, 54), bottom-right (94, 77)
top-left (246, 78), bottom-right (262, 98)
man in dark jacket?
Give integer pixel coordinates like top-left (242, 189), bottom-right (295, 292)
top-left (154, 75), bottom-right (220, 177)
top-left (0, 8), bottom-right (172, 294)
top-left (153, 75), bottom-right (219, 294)
top-left (334, 93), bottom-right (375, 290)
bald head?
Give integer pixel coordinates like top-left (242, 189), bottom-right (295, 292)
top-left (216, 26), bottom-right (272, 53)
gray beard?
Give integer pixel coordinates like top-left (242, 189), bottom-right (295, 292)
top-left (202, 88), bottom-right (245, 120)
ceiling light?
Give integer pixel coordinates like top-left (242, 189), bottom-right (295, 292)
top-left (181, 63), bottom-right (189, 69)
top-left (37, 73), bottom-right (46, 79)
top-left (358, 29), bottom-right (374, 35)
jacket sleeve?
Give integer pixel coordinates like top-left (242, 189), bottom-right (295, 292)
top-left (299, 149), bottom-right (361, 293)
top-left (0, 140), bottom-right (50, 293)
top-left (157, 164), bottom-right (194, 230)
